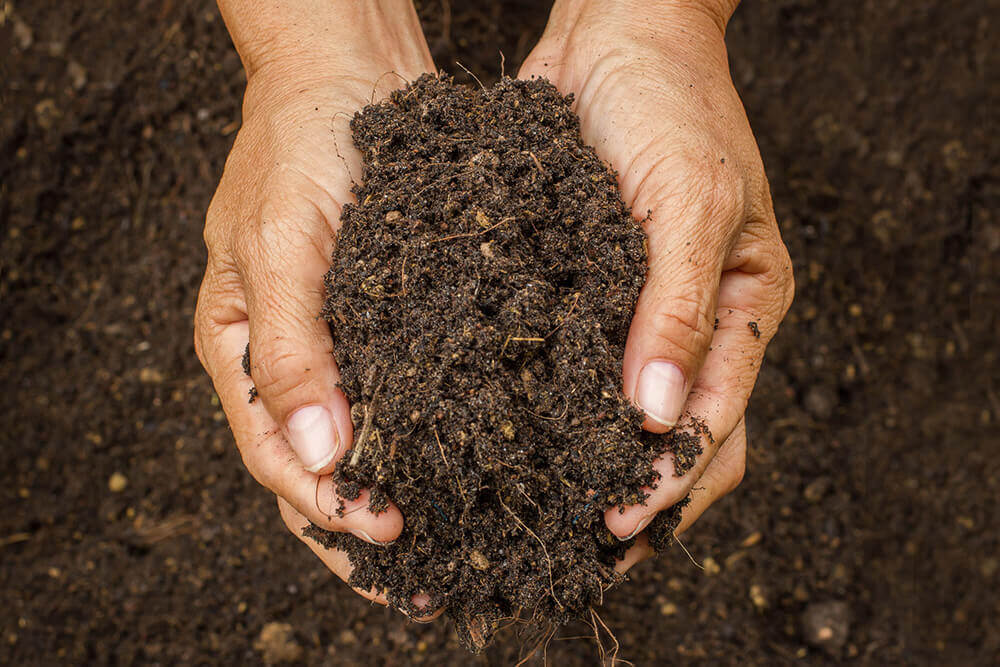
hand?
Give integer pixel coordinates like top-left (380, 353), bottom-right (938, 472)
top-left (195, 0), bottom-right (437, 607)
top-left (519, 0), bottom-right (794, 565)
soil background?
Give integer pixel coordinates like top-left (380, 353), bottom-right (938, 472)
top-left (1, 0), bottom-right (997, 664)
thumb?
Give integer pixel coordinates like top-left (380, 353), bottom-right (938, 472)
top-left (237, 189), bottom-right (352, 474)
top-left (622, 169), bottom-right (740, 433)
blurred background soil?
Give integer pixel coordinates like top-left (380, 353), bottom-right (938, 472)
top-left (1, 0), bottom-right (997, 664)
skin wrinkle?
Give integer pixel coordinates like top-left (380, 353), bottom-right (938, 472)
top-left (636, 179), bottom-right (743, 276)
top-left (280, 163), bottom-right (347, 229)
top-left (641, 289), bottom-right (718, 366)
top-left (251, 348), bottom-right (320, 409)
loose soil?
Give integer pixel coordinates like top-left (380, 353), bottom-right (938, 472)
top-left (1, 1), bottom-right (997, 665)
top-left (305, 74), bottom-right (698, 648)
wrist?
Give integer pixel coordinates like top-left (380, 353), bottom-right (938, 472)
top-left (218, 0), bottom-right (433, 82)
top-left (548, 0), bottom-right (737, 37)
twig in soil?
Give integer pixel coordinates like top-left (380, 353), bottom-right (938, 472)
top-left (0, 533), bottom-right (31, 548)
top-left (673, 532), bottom-right (705, 570)
top-left (545, 292), bottom-right (581, 339)
top-left (495, 608), bottom-right (528, 634)
top-left (370, 70), bottom-right (410, 104)
top-left (384, 255), bottom-right (408, 298)
top-left (524, 395), bottom-right (569, 421)
top-left (527, 150), bottom-right (544, 172)
top-left (329, 111), bottom-right (359, 185)
top-left (433, 425), bottom-right (468, 508)
top-left (428, 215), bottom-right (514, 244)
top-left (499, 498), bottom-right (563, 611)
top-left (350, 381), bottom-right (383, 466)
top-left (589, 607), bottom-right (625, 667)
top-left (499, 334), bottom-right (545, 357)
top-left (518, 486), bottom-right (541, 512)
top-left (432, 425), bottom-right (449, 467)
top-left (515, 623), bottom-right (556, 667)
top-left (131, 514), bottom-right (196, 545)
top-left (455, 60), bottom-right (486, 91)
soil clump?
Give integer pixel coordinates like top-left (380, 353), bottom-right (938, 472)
top-left (306, 74), bottom-right (701, 649)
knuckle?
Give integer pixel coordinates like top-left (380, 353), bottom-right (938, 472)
top-left (722, 457), bottom-right (746, 494)
top-left (637, 151), bottom-right (746, 233)
top-left (230, 214), bottom-right (267, 272)
top-left (193, 326), bottom-right (207, 370)
top-left (646, 288), bottom-right (715, 362)
top-left (760, 241), bottom-right (795, 321)
top-left (682, 154), bottom-right (745, 223)
top-left (203, 195), bottom-right (229, 256)
top-left (716, 428), bottom-right (748, 495)
top-left (778, 245), bottom-right (796, 316)
top-left (737, 221), bottom-right (795, 325)
top-left (232, 201), bottom-right (328, 281)
top-left (703, 446), bottom-right (745, 498)
top-left (250, 339), bottom-right (317, 406)
top-left (240, 431), bottom-right (287, 493)
top-left (193, 285), bottom-right (216, 374)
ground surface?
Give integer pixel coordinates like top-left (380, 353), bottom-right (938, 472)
top-left (1, 0), bottom-right (997, 664)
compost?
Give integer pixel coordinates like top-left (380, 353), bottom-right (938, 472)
top-left (306, 74), bottom-right (701, 648)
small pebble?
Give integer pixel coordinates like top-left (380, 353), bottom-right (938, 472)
top-left (749, 584), bottom-right (767, 610)
top-left (108, 472), bottom-right (128, 493)
top-left (253, 622), bottom-right (302, 664)
top-left (804, 385), bottom-right (836, 419)
top-left (499, 421), bottom-right (515, 440)
top-left (67, 61), bottom-right (88, 90)
top-left (803, 476), bottom-right (831, 503)
top-left (659, 602), bottom-right (678, 616)
top-left (468, 550), bottom-right (490, 571)
top-left (801, 600), bottom-right (850, 653)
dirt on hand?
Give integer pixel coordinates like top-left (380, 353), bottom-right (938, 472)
top-left (304, 74), bottom-right (702, 650)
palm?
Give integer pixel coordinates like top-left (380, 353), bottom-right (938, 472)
top-left (517, 14), bottom-right (792, 569)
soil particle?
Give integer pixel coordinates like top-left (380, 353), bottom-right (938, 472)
top-left (306, 74), bottom-right (701, 649)
top-left (802, 476), bottom-right (832, 504)
top-left (801, 601), bottom-right (850, 653)
top-left (253, 622), bottom-right (303, 664)
top-left (803, 385), bottom-right (837, 420)
top-left (107, 472), bottom-right (128, 493)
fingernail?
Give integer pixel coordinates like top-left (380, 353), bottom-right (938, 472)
top-left (350, 528), bottom-right (392, 546)
top-left (286, 405), bottom-right (340, 472)
top-left (619, 515), bottom-right (653, 542)
top-left (636, 361), bottom-right (686, 427)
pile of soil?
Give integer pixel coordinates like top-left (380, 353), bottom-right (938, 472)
top-left (306, 74), bottom-right (700, 649)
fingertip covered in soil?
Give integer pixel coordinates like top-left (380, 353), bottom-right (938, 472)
top-left (305, 73), bottom-right (703, 651)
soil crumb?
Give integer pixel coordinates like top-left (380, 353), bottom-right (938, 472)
top-left (306, 74), bottom-right (702, 650)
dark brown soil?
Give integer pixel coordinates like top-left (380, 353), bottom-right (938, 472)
top-left (306, 74), bottom-right (696, 648)
top-left (2, 1), bottom-right (998, 665)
